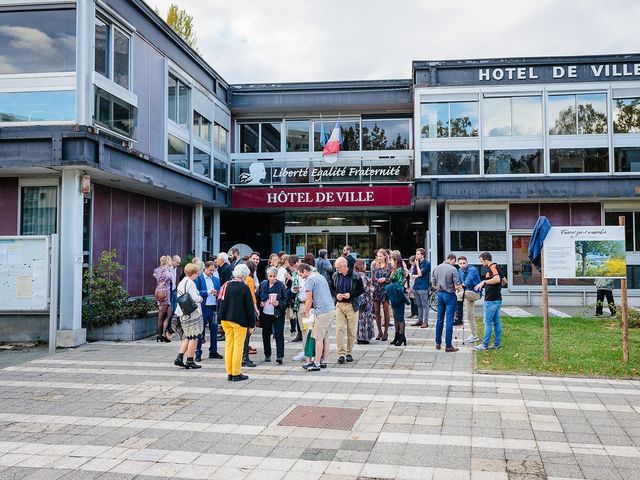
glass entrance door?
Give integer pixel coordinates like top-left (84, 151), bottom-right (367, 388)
top-left (285, 232), bottom-right (375, 262)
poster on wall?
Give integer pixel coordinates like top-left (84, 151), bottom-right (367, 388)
top-left (543, 226), bottom-right (627, 279)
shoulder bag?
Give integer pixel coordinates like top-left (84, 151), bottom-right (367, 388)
top-left (177, 279), bottom-right (198, 316)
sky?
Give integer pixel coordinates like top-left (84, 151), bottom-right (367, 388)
top-left (150, 0), bottom-right (640, 85)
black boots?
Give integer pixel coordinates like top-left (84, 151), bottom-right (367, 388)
top-left (184, 357), bottom-right (201, 369)
top-left (390, 331), bottom-right (399, 345)
top-left (174, 354), bottom-right (185, 367)
top-left (390, 333), bottom-right (407, 346)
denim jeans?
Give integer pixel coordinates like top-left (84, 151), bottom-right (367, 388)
top-left (482, 300), bottom-right (502, 348)
top-left (196, 305), bottom-right (218, 357)
top-left (435, 291), bottom-right (457, 348)
top-left (170, 290), bottom-right (177, 316)
top-left (413, 289), bottom-right (430, 324)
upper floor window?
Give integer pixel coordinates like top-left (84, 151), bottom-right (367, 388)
top-left (94, 16), bottom-right (130, 89)
top-left (313, 120), bottom-right (360, 151)
top-left (613, 98), bottom-right (640, 134)
top-left (239, 122), bottom-right (281, 153)
top-left (286, 120), bottom-right (310, 152)
top-left (0, 91), bottom-right (75, 123)
top-left (94, 87), bottom-right (137, 139)
top-left (483, 96), bottom-right (542, 137)
top-left (548, 93), bottom-right (607, 135)
top-left (168, 74), bottom-right (190, 127)
top-left (213, 122), bottom-right (228, 151)
top-left (217, 83), bottom-right (228, 103)
top-left (362, 119), bottom-right (411, 150)
top-left (193, 111), bottom-right (211, 141)
top-left (0, 8), bottom-right (76, 75)
top-left (421, 102), bottom-right (478, 139)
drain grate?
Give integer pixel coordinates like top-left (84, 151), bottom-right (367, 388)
top-left (278, 405), bottom-right (363, 430)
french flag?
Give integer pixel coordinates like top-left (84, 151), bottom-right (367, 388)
top-left (322, 120), bottom-right (342, 157)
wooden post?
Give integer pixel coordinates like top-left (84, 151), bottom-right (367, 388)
top-left (619, 216), bottom-right (629, 363)
top-left (541, 248), bottom-right (550, 361)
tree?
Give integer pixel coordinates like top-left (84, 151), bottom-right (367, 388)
top-left (158, 3), bottom-right (200, 53)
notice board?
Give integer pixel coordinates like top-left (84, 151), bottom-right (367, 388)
top-left (0, 236), bottom-right (50, 311)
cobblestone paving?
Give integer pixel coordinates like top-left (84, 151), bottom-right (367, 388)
top-left (1, 308), bottom-right (640, 479)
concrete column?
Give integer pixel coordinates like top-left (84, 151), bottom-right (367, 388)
top-left (429, 200), bottom-right (438, 269)
top-left (212, 208), bottom-right (221, 254)
top-left (58, 169), bottom-right (86, 347)
top-left (193, 204), bottom-right (204, 259)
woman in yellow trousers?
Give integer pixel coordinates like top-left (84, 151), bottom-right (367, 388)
top-left (217, 264), bottom-right (256, 382)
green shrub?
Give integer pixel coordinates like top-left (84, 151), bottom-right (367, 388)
top-left (614, 307), bottom-right (640, 329)
top-left (82, 250), bottom-right (130, 328)
top-left (125, 296), bottom-right (157, 318)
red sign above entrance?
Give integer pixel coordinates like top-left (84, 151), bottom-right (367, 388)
top-left (232, 186), bottom-right (412, 209)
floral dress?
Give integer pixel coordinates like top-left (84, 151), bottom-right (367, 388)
top-left (357, 272), bottom-right (375, 341)
top-left (153, 266), bottom-right (172, 306)
top-left (371, 263), bottom-right (391, 304)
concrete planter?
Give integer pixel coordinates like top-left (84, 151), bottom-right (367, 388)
top-left (86, 313), bottom-right (158, 342)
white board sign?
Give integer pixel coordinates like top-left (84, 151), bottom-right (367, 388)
top-left (0, 236), bottom-right (50, 311)
top-left (543, 226), bottom-right (626, 279)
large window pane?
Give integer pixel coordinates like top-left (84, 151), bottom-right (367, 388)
top-left (168, 134), bottom-right (189, 169)
top-left (362, 119), bottom-right (410, 150)
top-left (483, 97), bottom-right (511, 136)
top-left (512, 96), bottom-right (542, 136)
top-left (421, 151), bottom-right (480, 175)
top-left (94, 18), bottom-right (109, 78)
top-left (240, 123), bottom-right (259, 153)
top-left (312, 120), bottom-right (360, 151)
top-left (21, 186), bottom-right (57, 235)
top-left (214, 159), bottom-right (228, 184)
top-left (451, 231), bottom-right (477, 250)
top-left (614, 98), bottom-right (640, 133)
top-left (286, 120), bottom-right (309, 152)
top-left (420, 103), bottom-right (449, 139)
top-left (0, 9), bottom-right (76, 74)
top-left (0, 91), bottom-right (75, 122)
top-left (605, 212), bottom-right (633, 251)
top-left (168, 75), bottom-right (177, 122)
top-left (548, 95), bottom-right (576, 135)
top-left (178, 83), bottom-right (189, 126)
top-left (479, 231), bottom-right (506, 251)
top-left (550, 148), bottom-right (609, 173)
top-left (113, 28), bottom-right (130, 89)
top-left (577, 93), bottom-right (607, 134)
top-left (94, 87), bottom-right (136, 138)
top-left (112, 100), bottom-right (133, 136)
top-left (193, 111), bottom-right (211, 141)
top-left (484, 149), bottom-right (543, 175)
top-left (614, 147), bottom-right (640, 173)
top-left (261, 122), bottom-right (281, 152)
top-left (450, 102), bottom-right (478, 137)
top-left (193, 147), bottom-right (210, 178)
top-left (512, 235), bottom-right (541, 286)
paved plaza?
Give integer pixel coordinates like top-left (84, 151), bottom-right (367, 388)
top-left (1, 308), bottom-right (640, 480)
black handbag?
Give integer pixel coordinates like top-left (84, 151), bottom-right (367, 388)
top-left (177, 280), bottom-right (198, 316)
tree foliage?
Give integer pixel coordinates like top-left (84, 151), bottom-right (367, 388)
top-left (159, 3), bottom-right (200, 53)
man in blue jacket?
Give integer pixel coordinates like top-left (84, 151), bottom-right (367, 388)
top-left (456, 256), bottom-right (482, 343)
top-left (195, 261), bottom-right (223, 362)
top-left (410, 248), bottom-right (431, 328)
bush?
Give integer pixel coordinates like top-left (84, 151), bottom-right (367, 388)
top-left (82, 250), bottom-right (130, 328)
top-left (614, 307), bottom-right (640, 329)
top-left (125, 296), bottom-right (157, 318)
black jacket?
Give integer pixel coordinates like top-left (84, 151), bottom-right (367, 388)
top-left (218, 263), bottom-right (232, 285)
top-left (217, 280), bottom-right (256, 328)
top-left (331, 270), bottom-right (365, 312)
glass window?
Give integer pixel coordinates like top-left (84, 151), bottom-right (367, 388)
top-left (483, 97), bottom-right (511, 136)
top-left (450, 102), bottom-right (478, 137)
top-left (479, 231), bottom-right (507, 251)
top-left (286, 120), bottom-right (309, 152)
top-left (484, 149), bottom-right (543, 175)
top-left (614, 98), bottom-right (640, 133)
top-left (113, 28), bottom-right (130, 89)
top-left (168, 74), bottom-right (189, 127)
top-left (0, 9), bottom-right (76, 74)
top-left (604, 212), bottom-right (634, 251)
top-left (362, 119), bottom-right (411, 150)
top-left (637, 212), bottom-right (640, 252)
top-left (261, 122), bottom-right (281, 152)
top-left (313, 120), bottom-right (360, 151)
top-left (214, 123), bottom-right (228, 151)
top-left (193, 147), bottom-right (210, 177)
top-left (0, 91), bottom-right (75, 123)
top-left (94, 17), bottom-right (109, 78)
top-left (240, 123), bottom-right (259, 153)
top-left (168, 76), bottom-right (177, 122)
top-left (193, 111), bottom-right (211, 141)
top-left (548, 95), bottom-right (576, 135)
top-left (512, 96), bottom-right (543, 136)
top-left (421, 151), bottom-right (480, 175)
top-left (577, 94), bottom-right (607, 134)
top-left (420, 103), bottom-right (448, 139)
top-left (512, 235), bottom-right (541, 286)
top-left (451, 231), bottom-right (477, 250)
top-left (214, 159), bottom-right (228, 184)
top-left (168, 134), bottom-right (189, 169)
top-left (549, 148), bottom-right (609, 173)
top-left (21, 186), bottom-right (57, 235)
top-left (94, 87), bottom-right (136, 139)
top-left (614, 147), bottom-right (640, 173)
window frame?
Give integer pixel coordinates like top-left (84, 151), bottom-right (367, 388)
top-left (93, 12), bottom-right (133, 91)
top-left (361, 117), bottom-right (413, 151)
top-left (17, 178), bottom-right (59, 236)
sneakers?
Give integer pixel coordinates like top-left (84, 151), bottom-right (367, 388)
top-left (319, 362), bottom-right (327, 369)
top-left (338, 355), bottom-right (346, 364)
top-left (345, 354), bottom-right (353, 363)
top-left (293, 351), bottom-right (305, 362)
top-left (465, 335), bottom-right (479, 343)
top-left (264, 356), bottom-right (271, 362)
top-left (489, 344), bottom-right (501, 350)
top-left (472, 344), bottom-right (488, 351)
top-left (306, 362), bottom-right (321, 371)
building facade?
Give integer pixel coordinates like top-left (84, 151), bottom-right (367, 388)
top-left (1, 2), bottom-right (639, 343)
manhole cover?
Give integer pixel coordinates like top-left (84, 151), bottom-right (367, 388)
top-left (278, 406), bottom-right (363, 430)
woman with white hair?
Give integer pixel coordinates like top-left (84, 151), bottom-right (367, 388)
top-left (258, 267), bottom-right (288, 364)
top-left (217, 263), bottom-right (256, 381)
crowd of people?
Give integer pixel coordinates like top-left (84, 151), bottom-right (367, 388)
top-left (153, 245), bottom-right (504, 381)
